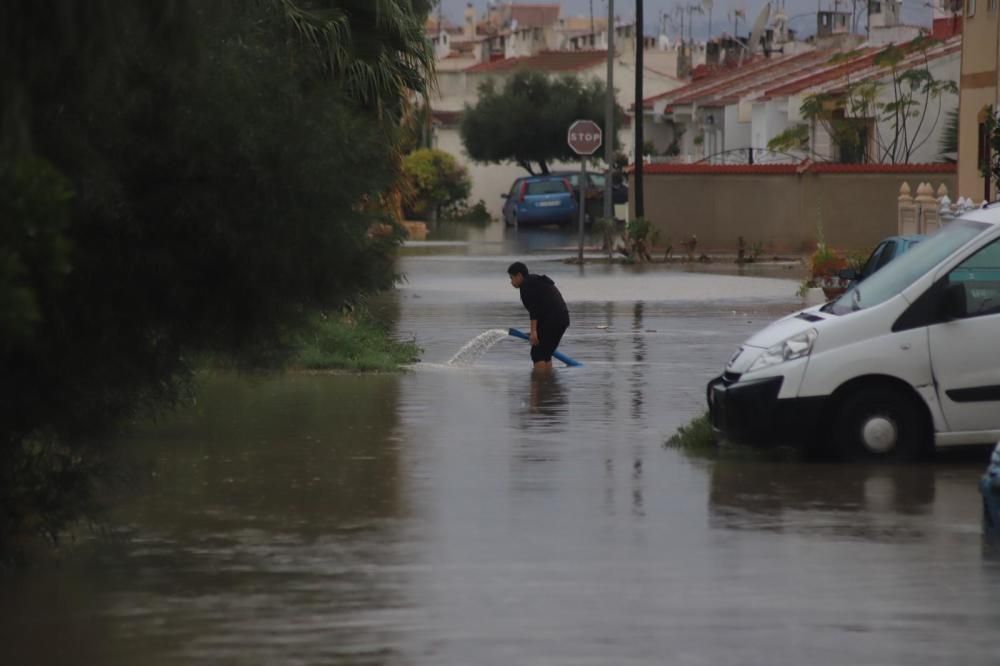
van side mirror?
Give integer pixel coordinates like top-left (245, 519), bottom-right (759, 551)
top-left (838, 268), bottom-right (858, 281)
top-left (943, 282), bottom-right (968, 320)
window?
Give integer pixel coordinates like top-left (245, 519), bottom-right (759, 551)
top-left (990, 0), bottom-right (998, 12)
top-left (948, 239), bottom-right (1000, 318)
top-left (525, 180), bottom-right (569, 195)
top-left (870, 1), bottom-right (882, 13)
top-left (968, 0), bottom-right (976, 16)
top-left (826, 221), bottom-right (990, 315)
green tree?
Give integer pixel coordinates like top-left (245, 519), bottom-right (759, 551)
top-left (0, 0), bottom-right (434, 556)
top-left (799, 39), bottom-right (957, 164)
top-left (938, 108), bottom-right (959, 160)
top-left (459, 70), bottom-right (623, 175)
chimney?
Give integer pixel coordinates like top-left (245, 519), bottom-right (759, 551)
top-left (464, 3), bottom-right (476, 39)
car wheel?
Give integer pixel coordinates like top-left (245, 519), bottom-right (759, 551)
top-left (831, 386), bottom-right (931, 462)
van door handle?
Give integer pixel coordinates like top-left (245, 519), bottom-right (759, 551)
top-left (900, 343), bottom-right (911, 350)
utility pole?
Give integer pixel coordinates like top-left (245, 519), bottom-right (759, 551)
top-left (604, 0), bottom-right (616, 227)
top-left (590, 0), bottom-right (596, 39)
top-left (634, 0), bottom-right (645, 218)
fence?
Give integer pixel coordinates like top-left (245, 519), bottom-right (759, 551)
top-left (897, 182), bottom-right (983, 235)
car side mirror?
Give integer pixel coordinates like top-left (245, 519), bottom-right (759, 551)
top-left (838, 268), bottom-right (858, 281)
top-left (943, 282), bottom-right (968, 320)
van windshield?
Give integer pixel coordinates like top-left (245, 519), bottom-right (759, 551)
top-left (824, 220), bottom-right (990, 315)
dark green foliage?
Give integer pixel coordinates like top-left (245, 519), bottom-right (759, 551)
top-left (0, 1), bottom-right (433, 555)
top-left (939, 108), bottom-right (959, 160)
top-left (460, 70), bottom-right (623, 175)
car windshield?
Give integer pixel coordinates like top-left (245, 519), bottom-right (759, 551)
top-left (824, 220), bottom-right (990, 315)
top-left (526, 180), bottom-right (567, 195)
top-left (565, 173), bottom-right (606, 188)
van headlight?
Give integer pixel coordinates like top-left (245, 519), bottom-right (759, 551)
top-left (746, 328), bottom-right (818, 374)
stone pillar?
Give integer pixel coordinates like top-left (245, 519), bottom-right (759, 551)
top-left (898, 182), bottom-right (917, 235)
top-left (916, 182), bottom-right (940, 234)
top-left (937, 183), bottom-right (954, 224)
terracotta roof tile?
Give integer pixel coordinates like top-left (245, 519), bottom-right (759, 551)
top-left (669, 51), bottom-right (831, 107)
top-left (763, 36), bottom-right (962, 99)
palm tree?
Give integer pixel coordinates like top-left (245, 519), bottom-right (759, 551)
top-left (276, 0), bottom-right (436, 120)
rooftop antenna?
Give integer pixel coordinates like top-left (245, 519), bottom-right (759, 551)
top-left (741, 1), bottom-right (771, 63)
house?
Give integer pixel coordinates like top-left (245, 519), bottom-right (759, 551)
top-left (956, 0), bottom-right (996, 201)
top-left (638, 32), bottom-right (961, 167)
top-left (429, 21), bottom-right (684, 219)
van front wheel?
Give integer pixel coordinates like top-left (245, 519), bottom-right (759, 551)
top-left (832, 387), bottom-right (931, 462)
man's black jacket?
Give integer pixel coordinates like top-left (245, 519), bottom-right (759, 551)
top-left (519, 274), bottom-right (569, 323)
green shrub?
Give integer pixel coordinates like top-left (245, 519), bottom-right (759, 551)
top-left (402, 148), bottom-right (471, 221)
top-left (665, 412), bottom-right (716, 452)
top-left (292, 311), bottom-right (421, 372)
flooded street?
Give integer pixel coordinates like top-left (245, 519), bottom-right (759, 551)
top-left (3, 225), bottom-right (1000, 665)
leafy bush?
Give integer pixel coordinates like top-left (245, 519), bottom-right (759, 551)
top-left (446, 199), bottom-right (491, 224)
top-left (666, 412), bottom-right (716, 451)
top-left (402, 148), bottom-right (471, 221)
top-left (293, 311), bottom-right (421, 372)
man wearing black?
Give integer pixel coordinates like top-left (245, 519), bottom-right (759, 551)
top-left (507, 262), bottom-right (570, 369)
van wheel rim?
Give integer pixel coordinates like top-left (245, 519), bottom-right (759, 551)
top-left (861, 416), bottom-right (898, 454)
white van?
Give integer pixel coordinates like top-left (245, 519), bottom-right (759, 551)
top-left (708, 206), bottom-right (1000, 460)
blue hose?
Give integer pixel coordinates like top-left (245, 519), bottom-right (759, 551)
top-left (508, 328), bottom-right (583, 367)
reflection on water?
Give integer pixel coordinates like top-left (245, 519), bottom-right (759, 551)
top-left (528, 368), bottom-right (567, 417)
top-left (4, 246), bottom-right (1000, 666)
top-left (708, 461), bottom-right (939, 538)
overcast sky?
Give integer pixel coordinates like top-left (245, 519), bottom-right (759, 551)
top-left (434, 0), bottom-right (936, 41)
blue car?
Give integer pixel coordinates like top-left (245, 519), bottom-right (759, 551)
top-left (839, 234), bottom-right (925, 283)
top-left (501, 175), bottom-right (578, 227)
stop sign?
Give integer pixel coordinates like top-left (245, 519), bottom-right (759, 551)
top-left (567, 119), bottom-right (602, 156)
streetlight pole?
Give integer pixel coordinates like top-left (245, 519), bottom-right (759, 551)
top-left (604, 0), bottom-right (615, 227)
top-left (634, 0), bottom-right (644, 218)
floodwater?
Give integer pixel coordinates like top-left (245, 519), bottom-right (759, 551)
top-left (3, 223), bottom-right (1000, 666)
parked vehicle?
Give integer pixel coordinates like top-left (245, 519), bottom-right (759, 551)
top-left (501, 175), bottom-right (578, 227)
top-left (708, 207), bottom-right (1000, 460)
top-left (551, 170), bottom-right (629, 207)
top-left (839, 234), bottom-right (925, 285)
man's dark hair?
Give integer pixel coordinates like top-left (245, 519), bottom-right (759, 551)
top-left (507, 261), bottom-right (528, 277)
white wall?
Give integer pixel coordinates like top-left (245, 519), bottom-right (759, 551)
top-left (723, 104), bottom-right (750, 154)
top-left (867, 49), bottom-right (959, 164)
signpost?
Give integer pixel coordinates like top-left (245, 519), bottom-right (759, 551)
top-left (567, 119), bottom-right (602, 263)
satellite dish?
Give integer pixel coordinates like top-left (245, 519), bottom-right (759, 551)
top-left (747, 2), bottom-right (771, 56)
